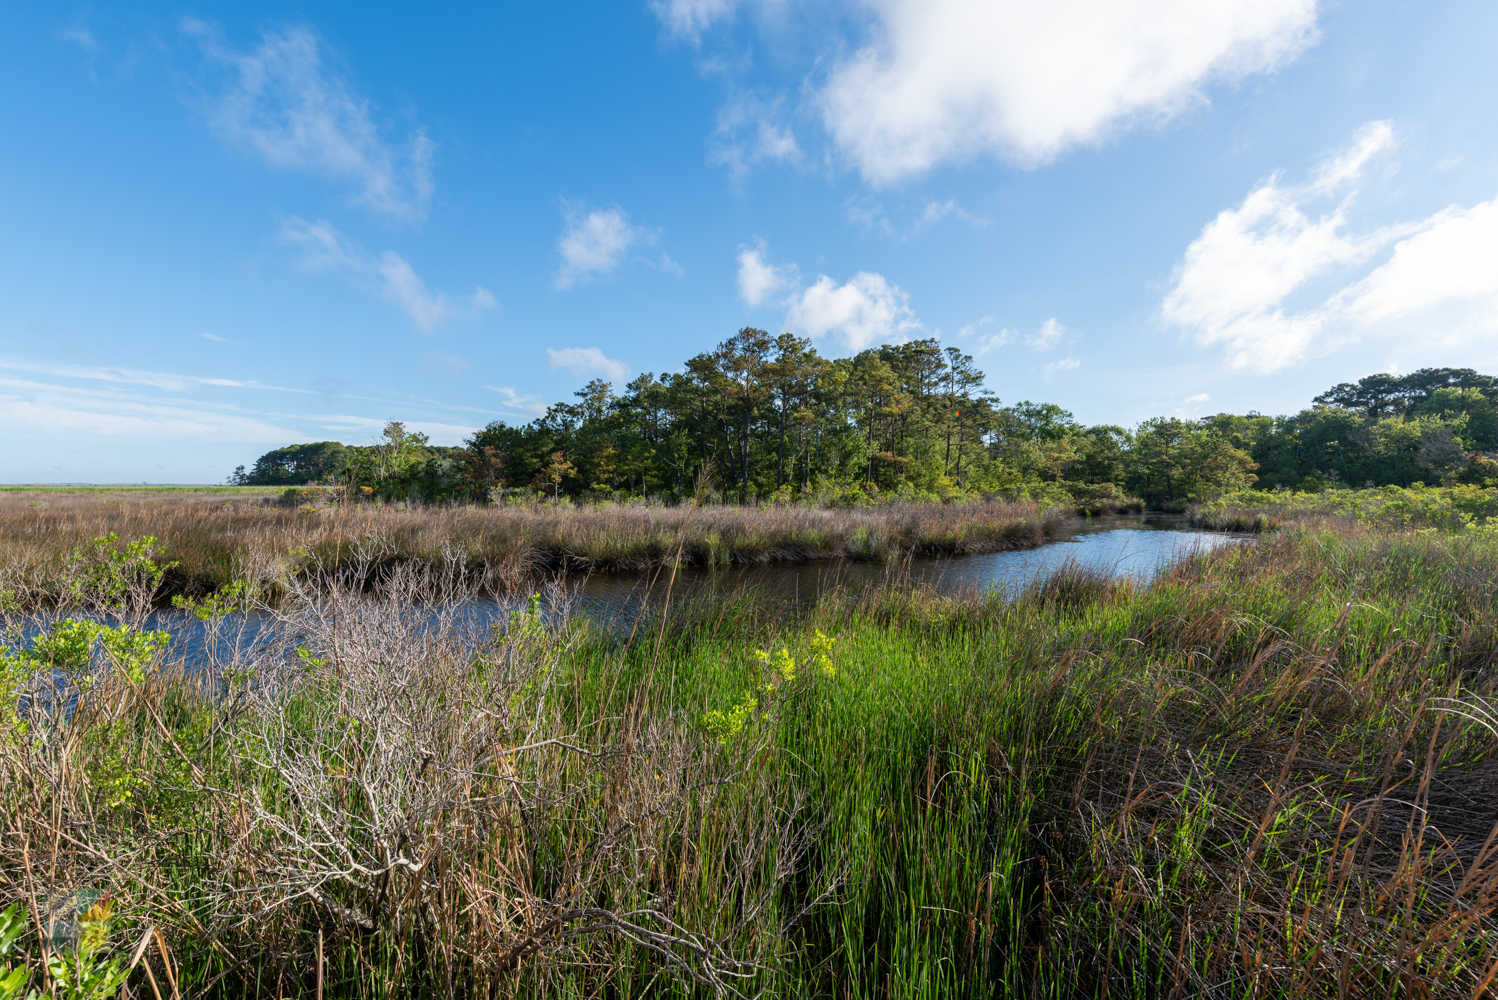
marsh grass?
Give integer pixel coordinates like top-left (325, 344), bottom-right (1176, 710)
top-left (6, 523), bottom-right (1498, 995)
top-left (0, 499), bottom-right (1071, 604)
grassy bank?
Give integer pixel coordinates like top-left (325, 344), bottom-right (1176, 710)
top-left (0, 499), bottom-right (1073, 601)
top-left (1189, 482), bottom-right (1498, 533)
top-left (6, 520), bottom-right (1498, 996)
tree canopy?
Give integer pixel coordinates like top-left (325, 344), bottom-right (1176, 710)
top-left (233, 335), bottom-right (1498, 504)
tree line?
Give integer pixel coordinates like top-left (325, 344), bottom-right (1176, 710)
top-left (230, 331), bottom-right (1498, 505)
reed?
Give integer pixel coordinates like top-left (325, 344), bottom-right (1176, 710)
top-left (0, 497), bottom-right (1072, 603)
top-left (6, 521), bottom-right (1498, 996)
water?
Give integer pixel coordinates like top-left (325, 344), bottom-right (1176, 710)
top-left (560, 513), bottom-right (1248, 631)
top-left (16, 516), bottom-right (1250, 684)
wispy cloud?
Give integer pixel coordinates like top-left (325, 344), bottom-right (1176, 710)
top-left (200, 332), bottom-right (237, 344)
top-left (555, 203), bottom-right (659, 289)
top-left (484, 385), bottom-right (550, 418)
top-left (281, 217), bottom-right (494, 332)
top-left (710, 93), bottom-right (802, 181)
top-left (959, 316), bottom-right (1013, 356)
top-left (1027, 318), bottom-right (1064, 350)
top-left (1159, 120), bottom-right (1498, 372)
top-left (0, 376), bottom-right (310, 443)
top-left (845, 196), bottom-right (987, 239)
top-left (0, 358), bottom-right (309, 393)
top-left (57, 20), bottom-right (99, 52)
top-left (1043, 357), bottom-right (1080, 373)
top-left (315, 414), bottom-right (477, 446)
top-left (185, 20), bottom-right (433, 222)
top-left (650, 0), bottom-right (740, 40)
top-left (547, 347), bottom-right (630, 382)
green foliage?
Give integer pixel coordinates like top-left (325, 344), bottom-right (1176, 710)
top-left (2, 618), bottom-right (169, 686)
top-left (171, 579), bottom-right (255, 620)
top-left (66, 534), bottom-right (176, 613)
top-left (230, 440), bottom-right (349, 486)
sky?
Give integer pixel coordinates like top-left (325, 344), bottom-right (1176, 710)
top-left (4, 0), bottom-right (1498, 483)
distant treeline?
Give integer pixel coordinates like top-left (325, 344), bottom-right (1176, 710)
top-left (230, 329), bottom-right (1498, 505)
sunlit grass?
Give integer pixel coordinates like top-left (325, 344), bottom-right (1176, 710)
top-left (6, 522), bottom-right (1498, 996)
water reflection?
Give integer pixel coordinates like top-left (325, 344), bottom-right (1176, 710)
top-left (569, 513), bottom-right (1248, 624)
top-left (14, 516), bottom-right (1250, 682)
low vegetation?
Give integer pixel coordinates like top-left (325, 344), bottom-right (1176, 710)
top-left (6, 509), bottom-right (1498, 996)
top-left (0, 497), bottom-right (1075, 602)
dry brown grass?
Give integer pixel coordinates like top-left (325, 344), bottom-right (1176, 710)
top-left (0, 497), bottom-right (1071, 600)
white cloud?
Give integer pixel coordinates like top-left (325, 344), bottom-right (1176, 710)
top-left (1027, 318), bottom-right (1064, 350)
top-left (57, 22), bottom-right (99, 52)
top-left (734, 243), bottom-right (922, 351)
top-left (1157, 120), bottom-right (1498, 371)
top-left (785, 272), bottom-right (920, 352)
top-left (185, 21), bottom-right (433, 222)
top-left (1340, 199), bottom-right (1498, 328)
top-left (845, 196), bottom-right (987, 239)
top-left (555, 203), bottom-right (654, 289)
top-left (0, 376), bottom-right (310, 443)
top-left (485, 385), bottom-right (550, 418)
top-left (960, 316), bottom-right (1013, 356)
top-left (0, 358), bottom-right (308, 393)
top-left (736, 242), bottom-right (796, 306)
top-left (280, 217), bottom-right (494, 332)
top-left (710, 94), bottom-right (802, 180)
top-left (1184, 393), bottom-right (1211, 404)
top-left (1043, 357), bottom-right (1081, 373)
top-left (818, 0), bottom-right (1318, 183)
top-left (650, 0), bottom-right (739, 39)
top-left (547, 347), bottom-right (631, 382)
top-left (200, 332), bottom-right (237, 344)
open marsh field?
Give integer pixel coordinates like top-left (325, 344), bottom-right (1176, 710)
top-left (6, 499), bottom-right (1498, 997)
top-left (0, 497), bottom-right (1074, 601)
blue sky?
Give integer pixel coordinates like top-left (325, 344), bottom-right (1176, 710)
top-left (4, 0), bottom-right (1498, 482)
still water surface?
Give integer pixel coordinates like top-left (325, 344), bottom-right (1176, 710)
top-left (569, 513), bottom-right (1248, 624)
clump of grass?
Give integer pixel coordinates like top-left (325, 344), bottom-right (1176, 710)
top-left (7, 521), bottom-right (1498, 996)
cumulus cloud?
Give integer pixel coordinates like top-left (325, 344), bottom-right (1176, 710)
top-left (555, 203), bottom-right (657, 289)
top-left (1159, 120), bottom-right (1498, 371)
top-left (1027, 318), bottom-right (1065, 351)
top-left (1043, 357), bottom-right (1081, 373)
top-left (819, 0), bottom-right (1318, 183)
top-left (785, 272), bottom-right (920, 352)
top-left (281, 217), bottom-right (494, 332)
top-left (547, 347), bottom-right (631, 382)
top-left (736, 242), bottom-right (797, 307)
top-left (1184, 393), bottom-right (1212, 404)
top-left (485, 385), bottom-right (550, 418)
top-left (735, 243), bottom-right (921, 352)
top-left (185, 21), bottom-right (433, 222)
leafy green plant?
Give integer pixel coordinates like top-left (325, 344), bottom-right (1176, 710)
top-left (5, 618), bottom-right (170, 686)
top-left (0, 903), bottom-right (29, 1000)
top-left (65, 533), bottom-right (177, 613)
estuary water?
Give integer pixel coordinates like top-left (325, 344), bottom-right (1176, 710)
top-left (18, 515), bottom-right (1252, 693)
top-left (568, 512), bottom-right (1249, 624)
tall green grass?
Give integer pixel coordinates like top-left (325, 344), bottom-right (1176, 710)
top-left (6, 523), bottom-right (1498, 996)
